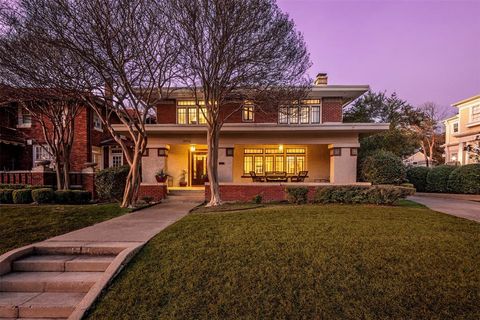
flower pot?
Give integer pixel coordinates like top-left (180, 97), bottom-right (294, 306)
top-left (179, 181), bottom-right (187, 187)
top-left (155, 175), bottom-right (167, 183)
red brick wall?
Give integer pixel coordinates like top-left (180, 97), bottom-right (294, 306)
top-left (321, 98), bottom-right (343, 123)
top-left (137, 183), bottom-right (168, 202)
top-left (205, 184), bottom-right (318, 202)
top-left (156, 101), bottom-right (177, 124)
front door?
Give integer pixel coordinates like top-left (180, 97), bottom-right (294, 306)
top-left (191, 152), bottom-right (207, 185)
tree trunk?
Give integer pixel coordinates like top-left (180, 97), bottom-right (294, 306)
top-left (206, 126), bottom-right (222, 207)
top-left (63, 161), bottom-right (70, 190)
top-left (54, 165), bottom-right (63, 190)
top-left (120, 136), bottom-right (146, 208)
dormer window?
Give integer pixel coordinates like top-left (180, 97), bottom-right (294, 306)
top-left (242, 105), bottom-right (254, 122)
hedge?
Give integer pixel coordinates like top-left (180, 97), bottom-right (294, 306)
top-left (12, 189), bottom-right (33, 204)
top-left (95, 165), bottom-right (129, 202)
top-left (32, 188), bottom-right (55, 204)
top-left (314, 185), bottom-right (415, 205)
top-left (0, 189), bottom-right (14, 204)
top-left (426, 165), bottom-right (457, 193)
top-left (447, 164), bottom-right (480, 194)
top-left (0, 184), bottom-right (53, 190)
top-left (406, 166), bottom-right (430, 192)
top-left (361, 150), bottom-right (406, 185)
top-left (285, 187), bottom-right (309, 204)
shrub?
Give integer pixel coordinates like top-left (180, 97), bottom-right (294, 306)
top-left (12, 189), bottom-right (33, 204)
top-left (285, 187), bottom-right (309, 204)
top-left (72, 190), bottom-right (92, 204)
top-left (0, 184), bottom-right (29, 189)
top-left (447, 164), bottom-right (480, 194)
top-left (54, 190), bottom-right (75, 204)
top-left (406, 166), bottom-right (430, 192)
top-left (361, 150), bottom-right (406, 185)
top-left (314, 185), bottom-right (415, 205)
top-left (426, 165), bottom-right (457, 193)
top-left (31, 188), bottom-right (54, 204)
top-left (252, 194), bottom-right (263, 204)
top-left (0, 189), bottom-right (14, 204)
top-left (95, 165), bottom-right (129, 202)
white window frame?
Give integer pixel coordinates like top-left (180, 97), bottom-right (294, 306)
top-left (33, 144), bottom-right (53, 167)
top-left (17, 105), bottom-right (32, 128)
top-left (452, 122), bottom-right (459, 133)
top-left (470, 105), bottom-right (480, 124)
top-left (110, 147), bottom-right (124, 168)
top-left (93, 113), bottom-right (103, 132)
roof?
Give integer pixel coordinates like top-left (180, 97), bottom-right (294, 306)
top-left (452, 94), bottom-right (480, 107)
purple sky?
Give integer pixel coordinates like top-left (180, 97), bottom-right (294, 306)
top-left (277, 0), bottom-right (480, 114)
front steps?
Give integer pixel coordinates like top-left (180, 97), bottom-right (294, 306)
top-left (0, 247), bottom-right (118, 319)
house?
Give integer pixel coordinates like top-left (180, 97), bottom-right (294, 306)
top-left (443, 94), bottom-right (480, 165)
top-left (112, 73), bottom-right (389, 201)
top-left (403, 150), bottom-right (436, 167)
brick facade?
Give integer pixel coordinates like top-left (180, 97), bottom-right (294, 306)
top-left (137, 183), bottom-right (168, 202)
top-left (321, 97), bottom-right (343, 123)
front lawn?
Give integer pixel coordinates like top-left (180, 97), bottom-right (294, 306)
top-left (0, 203), bottom-right (129, 255)
top-left (87, 204), bottom-right (480, 319)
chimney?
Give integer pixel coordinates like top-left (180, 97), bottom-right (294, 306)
top-left (314, 73), bottom-right (328, 86)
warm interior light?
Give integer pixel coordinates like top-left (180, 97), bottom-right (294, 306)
top-left (190, 145), bottom-right (196, 152)
top-left (451, 155), bottom-right (457, 161)
top-left (278, 144), bottom-right (284, 151)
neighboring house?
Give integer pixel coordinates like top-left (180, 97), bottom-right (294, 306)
top-left (403, 150), bottom-right (436, 167)
top-left (443, 94), bottom-right (480, 165)
top-left (0, 102), bottom-right (122, 172)
top-left (113, 73), bottom-right (389, 195)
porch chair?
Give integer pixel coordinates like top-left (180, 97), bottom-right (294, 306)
top-left (290, 171), bottom-right (308, 182)
top-left (249, 171), bottom-right (265, 182)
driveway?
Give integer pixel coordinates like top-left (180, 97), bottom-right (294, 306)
top-left (409, 193), bottom-right (480, 223)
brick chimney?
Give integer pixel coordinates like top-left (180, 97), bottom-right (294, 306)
top-left (314, 73), bottom-right (328, 86)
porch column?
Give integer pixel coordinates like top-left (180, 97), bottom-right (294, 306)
top-left (328, 144), bottom-right (358, 184)
top-left (217, 145), bottom-right (234, 182)
top-left (141, 144), bottom-right (169, 183)
top-left (457, 142), bottom-right (464, 165)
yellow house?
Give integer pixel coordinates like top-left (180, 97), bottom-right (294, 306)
top-left (443, 94), bottom-right (480, 165)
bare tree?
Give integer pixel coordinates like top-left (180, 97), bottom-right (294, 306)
top-left (408, 102), bottom-right (445, 167)
top-left (166, 0), bottom-right (311, 206)
top-left (1, 0), bottom-right (178, 207)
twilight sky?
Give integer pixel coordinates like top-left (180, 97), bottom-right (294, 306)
top-left (277, 0), bottom-right (480, 113)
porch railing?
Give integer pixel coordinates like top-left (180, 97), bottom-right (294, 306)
top-left (0, 171), bottom-right (33, 185)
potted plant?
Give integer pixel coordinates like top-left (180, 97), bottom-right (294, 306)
top-left (201, 173), bottom-right (209, 182)
top-left (179, 169), bottom-right (188, 187)
top-left (155, 169), bottom-right (169, 183)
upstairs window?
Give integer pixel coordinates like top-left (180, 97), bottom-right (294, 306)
top-left (242, 105), bottom-right (254, 122)
top-left (472, 105), bottom-right (480, 123)
top-left (18, 106), bottom-right (32, 127)
top-left (278, 101), bottom-right (321, 124)
top-left (93, 113), bottom-right (102, 131)
top-left (311, 106), bottom-right (320, 123)
top-left (176, 101), bottom-right (207, 125)
top-left (452, 122), bottom-right (459, 133)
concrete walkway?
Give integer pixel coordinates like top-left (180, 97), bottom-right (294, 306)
top-left (409, 193), bottom-right (480, 223)
top-left (0, 190), bottom-right (204, 320)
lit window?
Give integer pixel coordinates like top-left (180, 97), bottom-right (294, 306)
top-left (254, 157), bottom-right (263, 174)
top-left (286, 148), bottom-right (306, 154)
top-left (451, 153), bottom-right (458, 162)
top-left (242, 105), bottom-right (254, 122)
top-left (300, 107), bottom-right (309, 124)
top-left (188, 108), bottom-right (197, 124)
top-left (452, 122), bottom-right (459, 133)
top-left (279, 107), bottom-right (288, 124)
top-left (199, 108), bottom-right (207, 124)
top-left (93, 113), bottom-right (102, 131)
top-left (265, 156), bottom-right (274, 172)
top-left (244, 148), bottom-right (264, 154)
top-left (244, 155), bottom-right (253, 173)
top-left (472, 105), bottom-right (480, 122)
top-left (177, 108), bottom-right (187, 124)
top-left (286, 156), bottom-right (296, 174)
top-left (311, 106), bottom-right (320, 123)
top-left (275, 156), bottom-right (284, 172)
top-left (289, 107), bottom-right (299, 124)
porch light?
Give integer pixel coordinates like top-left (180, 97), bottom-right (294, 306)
top-left (451, 155), bottom-right (457, 161)
top-left (190, 145), bottom-right (196, 152)
top-left (278, 144), bottom-right (283, 151)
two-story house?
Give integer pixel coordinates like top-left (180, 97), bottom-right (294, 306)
top-left (443, 94), bottom-right (480, 165)
top-left (111, 74), bottom-right (388, 200)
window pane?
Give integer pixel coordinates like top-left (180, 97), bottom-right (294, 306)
top-left (265, 156), bottom-right (274, 172)
top-left (311, 106), bottom-right (320, 123)
top-left (244, 156), bottom-right (253, 174)
top-left (244, 148), bottom-right (263, 154)
top-left (473, 106), bottom-right (480, 122)
top-left (177, 108), bottom-right (187, 124)
top-left (279, 107), bottom-right (288, 124)
top-left (289, 107), bottom-right (299, 124)
top-left (286, 148), bottom-right (305, 154)
top-left (188, 108), bottom-right (197, 124)
top-left (243, 105), bottom-right (254, 122)
top-left (300, 107), bottom-right (309, 124)
top-left (296, 156), bottom-right (305, 173)
top-left (254, 156), bottom-right (263, 174)
top-left (275, 156), bottom-right (284, 172)
top-left (265, 148), bottom-right (282, 154)
top-left (286, 156), bottom-right (295, 174)
top-left (199, 108), bottom-right (207, 124)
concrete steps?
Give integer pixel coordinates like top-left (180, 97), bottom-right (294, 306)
top-left (0, 251), bottom-right (116, 319)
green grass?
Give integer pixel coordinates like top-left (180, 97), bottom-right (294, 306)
top-left (87, 204), bottom-right (480, 320)
top-left (0, 203), bottom-right (129, 255)
top-left (191, 202), bottom-right (265, 214)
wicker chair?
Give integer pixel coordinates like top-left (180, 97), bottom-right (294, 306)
top-left (249, 171), bottom-right (265, 182)
top-left (290, 171), bottom-right (308, 182)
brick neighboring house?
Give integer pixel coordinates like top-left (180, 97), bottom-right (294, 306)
top-left (112, 73), bottom-right (389, 201)
top-left (0, 101), bottom-right (125, 191)
top-left (443, 94), bottom-right (480, 165)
